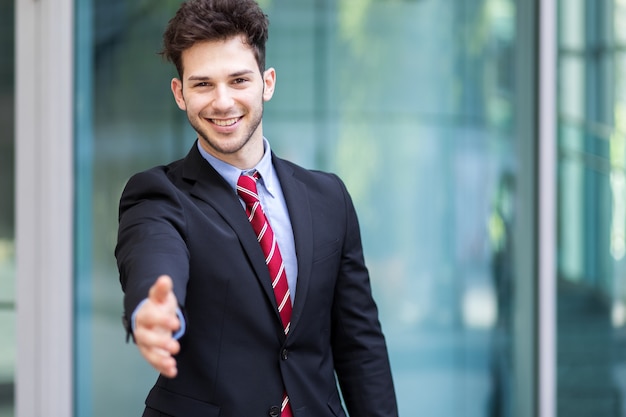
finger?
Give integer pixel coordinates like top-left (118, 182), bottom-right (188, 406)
top-left (137, 344), bottom-right (178, 378)
top-left (135, 328), bottom-right (180, 377)
top-left (134, 326), bottom-right (180, 355)
top-left (149, 275), bottom-right (174, 305)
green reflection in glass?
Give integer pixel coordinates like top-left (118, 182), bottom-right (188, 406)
top-left (557, 1), bottom-right (626, 416)
top-left (0, 0), bottom-right (15, 415)
top-left (75, 0), bottom-right (524, 416)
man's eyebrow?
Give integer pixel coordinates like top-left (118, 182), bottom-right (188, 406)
top-left (186, 70), bottom-right (255, 82)
top-left (187, 75), bottom-right (211, 81)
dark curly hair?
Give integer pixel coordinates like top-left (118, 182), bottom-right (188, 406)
top-left (161, 0), bottom-right (269, 78)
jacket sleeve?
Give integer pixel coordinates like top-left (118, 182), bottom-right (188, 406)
top-left (329, 175), bottom-right (399, 417)
top-left (115, 167), bottom-right (190, 339)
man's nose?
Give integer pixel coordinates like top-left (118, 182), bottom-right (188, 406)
top-left (212, 85), bottom-right (234, 110)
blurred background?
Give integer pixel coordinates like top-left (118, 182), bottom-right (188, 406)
top-left (3, 0), bottom-right (626, 416)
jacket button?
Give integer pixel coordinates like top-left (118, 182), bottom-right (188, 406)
top-left (281, 349), bottom-right (288, 360)
top-left (269, 405), bottom-right (280, 417)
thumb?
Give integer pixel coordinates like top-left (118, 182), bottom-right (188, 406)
top-left (149, 275), bottom-right (174, 305)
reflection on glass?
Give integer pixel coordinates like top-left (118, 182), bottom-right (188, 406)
top-left (76, 0), bottom-right (521, 416)
top-left (557, 1), bottom-right (626, 416)
top-left (75, 1), bottom-right (188, 416)
top-left (0, 0), bottom-right (15, 415)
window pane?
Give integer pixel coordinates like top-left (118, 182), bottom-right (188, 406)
top-left (557, 1), bottom-right (626, 415)
top-left (74, 1), bottom-right (186, 415)
top-left (0, 0), bottom-right (15, 415)
top-left (75, 1), bottom-right (529, 416)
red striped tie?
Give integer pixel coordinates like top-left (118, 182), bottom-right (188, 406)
top-left (237, 172), bottom-right (294, 417)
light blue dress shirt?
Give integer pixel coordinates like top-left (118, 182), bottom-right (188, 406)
top-left (196, 138), bottom-right (298, 301)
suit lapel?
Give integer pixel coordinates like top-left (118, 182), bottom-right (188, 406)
top-left (273, 156), bottom-right (313, 337)
top-left (181, 144), bottom-right (279, 320)
top-left (180, 145), bottom-right (314, 338)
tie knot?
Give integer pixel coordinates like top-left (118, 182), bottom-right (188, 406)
top-left (237, 171), bottom-right (260, 206)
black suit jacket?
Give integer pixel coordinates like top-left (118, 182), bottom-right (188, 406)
top-left (116, 143), bottom-right (398, 417)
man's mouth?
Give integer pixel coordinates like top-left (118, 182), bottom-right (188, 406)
top-left (211, 117), bottom-right (240, 127)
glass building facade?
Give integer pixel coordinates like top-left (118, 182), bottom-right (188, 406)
top-left (0, 0), bottom-right (15, 415)
top-left (556, 0), bottom-right (626, 416)
top-left (1, 0), bottom-right (625, 416)
top-left (74, 0), bottom-right (527, 416)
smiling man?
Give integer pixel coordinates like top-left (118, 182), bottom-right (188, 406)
top-left (171, 36), bottom-right (273, 167)
top-left (115, 1), bottom-right (398, 416)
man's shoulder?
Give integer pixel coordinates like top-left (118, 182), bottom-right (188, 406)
top-left (120, 157), bottom-right (188, 201)
top-left (273, 156), bottom-right (350, 203)
top-left (274, 156), bottom-right (339, 183)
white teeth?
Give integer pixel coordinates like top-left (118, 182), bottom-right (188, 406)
top-left (212, 117), bottom-right (239, 126)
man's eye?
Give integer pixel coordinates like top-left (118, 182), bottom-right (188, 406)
top-left (195, 82), bottom-right (210, 87)
top-left (233, 78), bottom-right (247, 84)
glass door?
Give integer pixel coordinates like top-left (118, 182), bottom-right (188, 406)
top-left (74, 0), bottom-right (536, 415)
top-left (557, 0), bottom-right (626, 415)
top-left (0, 0), bottom-right (15, 415)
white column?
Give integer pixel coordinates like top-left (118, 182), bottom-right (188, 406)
top-left (15, 0), bottom-right (74, 415)
top-left (539, 0), bottom-right (557, 416)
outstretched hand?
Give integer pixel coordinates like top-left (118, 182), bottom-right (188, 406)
top-left (134, 275), bottom-right (181, 378)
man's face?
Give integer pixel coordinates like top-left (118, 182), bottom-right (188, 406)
top-left (171, 35), bottom-right (275, 169)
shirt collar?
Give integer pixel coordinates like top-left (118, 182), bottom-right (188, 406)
top-left (196, 138), bottom-right (276, 197)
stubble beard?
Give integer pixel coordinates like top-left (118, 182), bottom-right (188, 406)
top-left (190, 103), bottom-right (264, 157)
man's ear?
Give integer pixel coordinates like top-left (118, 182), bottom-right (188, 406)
top-left (171, 78), bottom-right (187, 111)
top-left (262, 68), bottom-right (276, 102)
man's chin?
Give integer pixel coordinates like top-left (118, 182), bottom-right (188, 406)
top-left (198, 135), bottom-right (247, 156)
